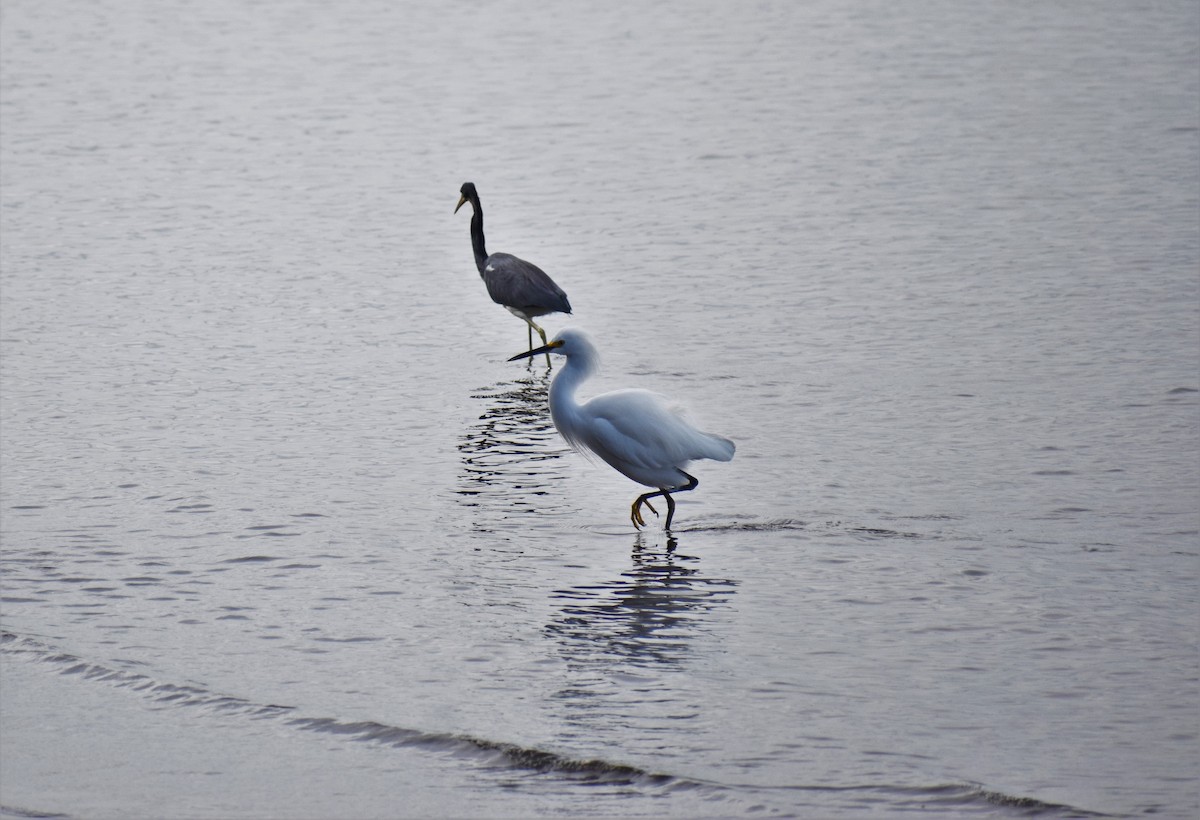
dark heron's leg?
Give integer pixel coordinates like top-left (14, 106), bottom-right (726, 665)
top-left (517, 319), bottom-right (553, 368)
top-left (630, 473), bottom-right (699, 530)
top-left (528, 319), bottom-right (551, 367)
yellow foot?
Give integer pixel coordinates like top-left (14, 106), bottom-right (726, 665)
top-left (630, 498), bottom-right (659, 529)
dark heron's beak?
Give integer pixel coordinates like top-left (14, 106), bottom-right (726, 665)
top-left (508, 339), bottom-right (562, 362)
top-left (454, 194), bottom-right (468, 214)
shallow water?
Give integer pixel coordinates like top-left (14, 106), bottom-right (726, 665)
top-left (2, 0), bottom-right (1198, 817)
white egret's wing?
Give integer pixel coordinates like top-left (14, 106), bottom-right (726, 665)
top-left (579, 389), bottom-right (734, 473)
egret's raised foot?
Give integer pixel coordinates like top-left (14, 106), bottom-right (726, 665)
top-left (630, 497), bottom-right (659, 529)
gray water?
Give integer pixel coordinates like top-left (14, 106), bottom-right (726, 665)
top-left (1, 0), bottom-right (1197, 817)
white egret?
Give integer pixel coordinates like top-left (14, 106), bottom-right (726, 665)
top-left (455, 182), bottom-right (572, 365)
top-left (509, 329), bottom-right (734, 529)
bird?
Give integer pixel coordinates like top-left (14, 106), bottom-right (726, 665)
top-left (509, 329), bottom-right (734, 529)
top-left (455, 182), bottom-right (572, 365)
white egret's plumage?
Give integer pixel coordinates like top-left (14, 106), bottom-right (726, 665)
top-left (510, 329), bottom-right (734, 529)
top-left (455, 182), bottom-right (571, 364)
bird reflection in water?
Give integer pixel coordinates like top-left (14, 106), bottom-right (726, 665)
top-left (546, 533), bottom-right (737, 669)
top-left (456, 373), bottom-right (570, 521)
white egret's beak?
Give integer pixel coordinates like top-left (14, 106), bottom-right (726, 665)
top-left (508, 339), bottom-right (563, 362)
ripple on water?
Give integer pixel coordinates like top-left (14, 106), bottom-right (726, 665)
top-left (2, 632), bottom-right (1113, 818)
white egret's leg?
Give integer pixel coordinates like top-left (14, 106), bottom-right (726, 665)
top-left (631, 496), bottom-right (659, 529)
top-left (630, 474), bottom-right (698, 530)
top-left (663, 492), bottom-right (677, 528)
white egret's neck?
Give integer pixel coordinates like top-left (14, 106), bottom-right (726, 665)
top-left (547, 342), bottom-right (598, 442)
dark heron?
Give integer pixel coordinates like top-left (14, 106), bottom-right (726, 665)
top-left (455, 182), bottom-right (572, 365)
top-left (509, 329), bottom-right (735, 529)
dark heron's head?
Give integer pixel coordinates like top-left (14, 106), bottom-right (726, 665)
top-left (455, 182), bottom-right (479, 214)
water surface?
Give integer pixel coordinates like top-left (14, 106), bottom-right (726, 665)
top-left (2, 0), bottom-right (1197, 817)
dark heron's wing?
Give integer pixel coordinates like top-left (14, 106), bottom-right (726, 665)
top-left (481, 252), bottom-right (572, 317)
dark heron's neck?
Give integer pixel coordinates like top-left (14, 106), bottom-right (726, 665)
top-left (468, 200), bottom-right (489, 273)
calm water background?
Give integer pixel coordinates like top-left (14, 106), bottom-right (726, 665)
top-left (2, 1), bottom-right (1197, 817)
